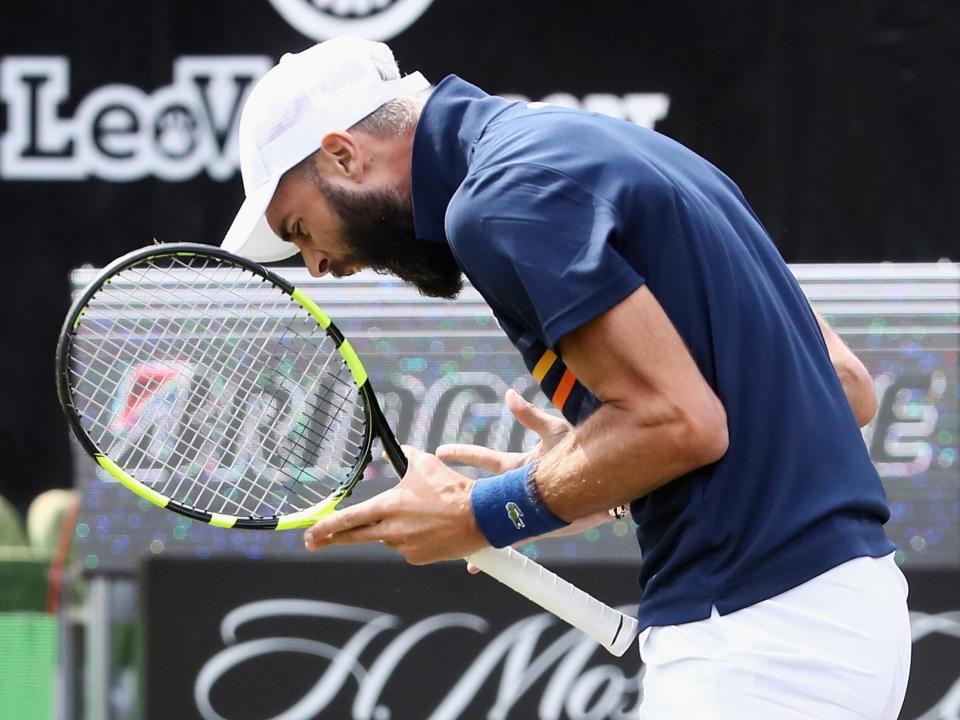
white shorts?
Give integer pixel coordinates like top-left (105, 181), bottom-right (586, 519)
top-left (638, 553), bottom-right (911, 720)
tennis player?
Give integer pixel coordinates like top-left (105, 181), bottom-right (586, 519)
top-left (221, 37), bottom-right (911, 718)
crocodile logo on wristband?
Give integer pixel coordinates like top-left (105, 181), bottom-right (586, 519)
top-left (505, 502), bottom-right (525, 529)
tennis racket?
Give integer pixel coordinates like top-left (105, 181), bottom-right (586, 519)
top-left (56, 242), bottom-right (638, 656)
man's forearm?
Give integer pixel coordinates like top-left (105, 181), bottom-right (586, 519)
top-left (533, 395), bottom-right (728, 521)
top-left (526, 285), bottom-right (729, 522)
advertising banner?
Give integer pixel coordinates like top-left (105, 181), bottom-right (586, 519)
top-left (141, 557), bottom-right (960, 720)
top-left (142, 558), bottom-right (644, 720)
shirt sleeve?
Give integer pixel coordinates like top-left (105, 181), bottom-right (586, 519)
top-left (445, 163), bottom-right (645, 347)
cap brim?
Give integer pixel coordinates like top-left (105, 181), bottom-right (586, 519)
top-left (220, 178), bottom-right (299, 263)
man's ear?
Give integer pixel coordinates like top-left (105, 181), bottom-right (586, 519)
top-left (319, 131), bottom-right (361, 179)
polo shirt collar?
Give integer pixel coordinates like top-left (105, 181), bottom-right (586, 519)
top-left (411, 75), bottom-right (507, 243)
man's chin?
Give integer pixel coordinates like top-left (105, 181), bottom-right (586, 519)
top-left (411, 275), bottom-right (464, 300)
top-left (369, 265), bottom-right (463, 299)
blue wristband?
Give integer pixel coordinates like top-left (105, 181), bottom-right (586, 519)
top-left (470, 462), bottom-right (569, 548)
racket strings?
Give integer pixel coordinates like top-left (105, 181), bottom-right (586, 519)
top-left (73, 268), bottom-right (303, 472)
top-left (77, 262), bottom-right (362, 516)
top-left (114, 263), bottom-right (357, 491)
top-left (69, 254), bottom-right (369, 518)
top-left (146, 257), bottom-right (365, 464)
top-left (71, 329), bottom-right (365, 517)
top-left (73, 291), bottom-right (318, 517)
top-left (158, 258), bottom-right (368, 506)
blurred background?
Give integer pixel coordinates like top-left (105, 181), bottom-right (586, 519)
top-left (0, 2), bottom-right (957, 719)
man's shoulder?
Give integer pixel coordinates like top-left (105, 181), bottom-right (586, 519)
top-left (470, 109), bottom-right (683, 199)
top-left (443, 159), bottom-right (597, 249)
top-left (481, 101), bottom-right (653, 146)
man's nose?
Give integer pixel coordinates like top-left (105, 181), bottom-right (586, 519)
top-left (303, 250), bottom-right (330, 278)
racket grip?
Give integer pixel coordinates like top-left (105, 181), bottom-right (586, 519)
top-left (464, 546), bottom-right (639, 657)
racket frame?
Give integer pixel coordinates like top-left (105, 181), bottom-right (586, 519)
top-left (56, 243), bottom-right (391, 530)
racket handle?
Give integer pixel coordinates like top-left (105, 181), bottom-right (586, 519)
top-left (464, 546), bottom-right (639, 657)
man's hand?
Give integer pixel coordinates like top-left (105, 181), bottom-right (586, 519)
top-left (435, 388), bottom-right (571, 472)
top-left (302, 445), bottom-right (487, 564)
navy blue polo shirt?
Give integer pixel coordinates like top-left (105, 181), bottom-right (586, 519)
top-left (411, 75), bottom-right (894, 631)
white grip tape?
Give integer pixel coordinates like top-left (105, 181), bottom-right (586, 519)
top-left (464, 546), bottom-right (639, 657)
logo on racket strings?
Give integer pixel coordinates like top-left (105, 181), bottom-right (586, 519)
top-left (103, 363), bottom-right (358, 491)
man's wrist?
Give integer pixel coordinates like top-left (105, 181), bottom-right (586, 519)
top-left (470, 461), bottom-right (569, 548)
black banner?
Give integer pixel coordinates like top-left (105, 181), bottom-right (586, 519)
top-left (142, 558), bottom-right (644, 720)
top-left (899, 570), bottom-right (960, 718)
top-left (142, 557), bottom-right (960, 719)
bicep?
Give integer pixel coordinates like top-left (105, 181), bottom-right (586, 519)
top-left (557, 285), bottom-right (723, 423)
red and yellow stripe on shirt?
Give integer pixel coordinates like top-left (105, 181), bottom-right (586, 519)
top-left (531, 348), bottom-right (578, 415)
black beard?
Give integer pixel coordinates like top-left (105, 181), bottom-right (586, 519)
top-left (316, 177), bottom-right (463, 299)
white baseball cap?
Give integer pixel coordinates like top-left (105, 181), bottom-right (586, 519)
top-left (221, 37), bottom-right (430, 262)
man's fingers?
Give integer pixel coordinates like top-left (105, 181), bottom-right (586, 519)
top-left (505, 389), bottom-right (569, 438)
top-left (303, 500), bottom-right (383, 547)
top-left (436, 443), bottom-right (521, 473)
top-left (304, 521), bottom-right (384, 550)
top-left (435, 393), bottom-right (568, 472)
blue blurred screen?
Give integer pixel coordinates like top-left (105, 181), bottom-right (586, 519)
top-left (70, 263), bottom-right (959, 572)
